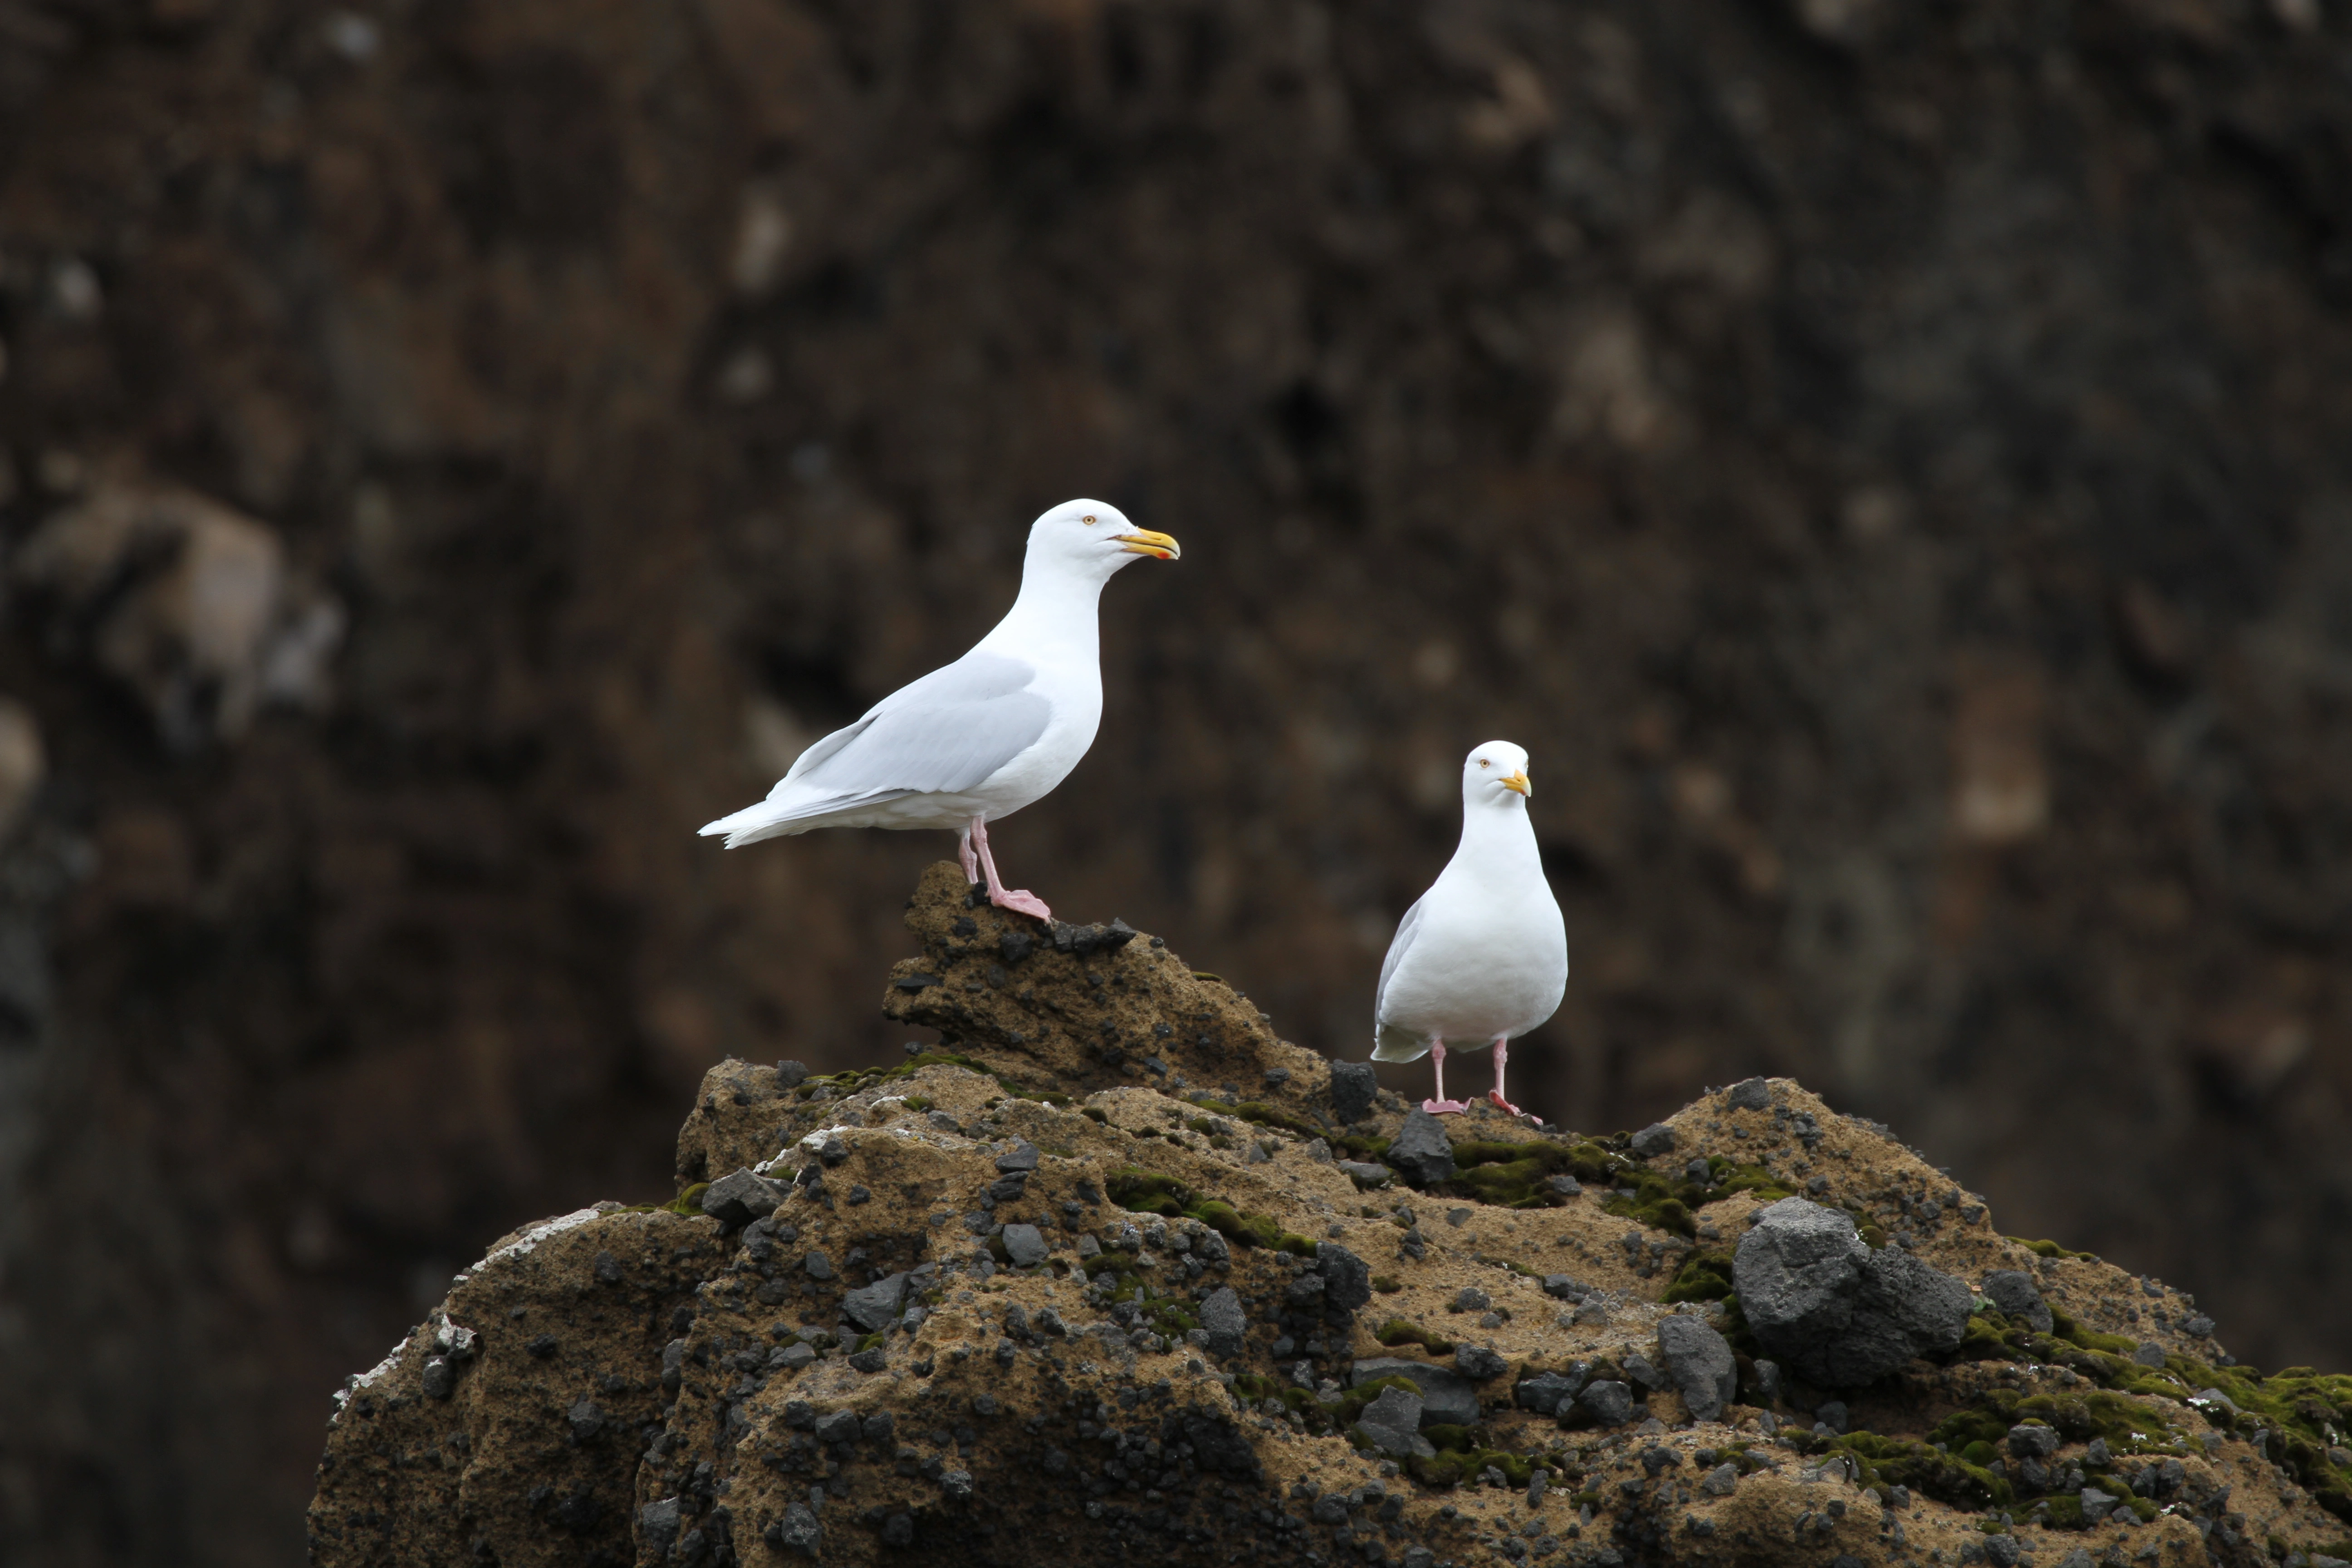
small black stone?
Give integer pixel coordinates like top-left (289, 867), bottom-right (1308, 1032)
top-left (593, 1250), bottom-right (622, 1286)
top-left (1630, 1122), bottom-right (1677, 1157)
top-left (1455, 1345), bottom-right (1508, 1382)
top-left (1328, 1060), bottom-right (1378, 1125)
top-left (775, 1060), bottom-right (809, 1088)
top-left (1980, 1270), bottom-right (2053, 1335)
top-left (1578, 1380), bottom-right (1636, 1427)
top-left (1725, 1078), bottom-right (1771, 1111)
top-left (2007, 1422), bottom-right (2059, 1459)
top-left (526, 1334), bottom-right (557, 1359)
top-left (1386, 1109), bottom-right (1456, 1186)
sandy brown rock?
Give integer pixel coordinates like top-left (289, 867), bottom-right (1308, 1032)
top-left (311, 873), bottom-right (2352, 1567)
top-left (309, 1206), bottom-right (728, 1566)
top-left (877, 862), bottom-right (1333, 1102)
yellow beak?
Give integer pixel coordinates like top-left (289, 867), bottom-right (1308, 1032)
top-left (1116, 529), bottom-right (1181, 560)
top-left (1501, 770), bottom-right (1531, 796)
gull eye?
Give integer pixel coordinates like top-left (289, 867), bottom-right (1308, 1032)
top-left (1477, 759), bottom-right (1490, 769)
top-left (1083, 514), bottom-right (1098, 524)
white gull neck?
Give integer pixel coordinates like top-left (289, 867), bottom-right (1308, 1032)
top-left (973, 552), bottom-right (1109, 668)
top-left (1455, 792), bottom-right (1540, 872)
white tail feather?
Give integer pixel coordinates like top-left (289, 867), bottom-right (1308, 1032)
top-left (698, 799), bottom-right (821, 848)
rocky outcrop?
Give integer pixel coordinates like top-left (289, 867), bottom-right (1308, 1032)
top-left (309, 868), bottom-right (2352, 1568)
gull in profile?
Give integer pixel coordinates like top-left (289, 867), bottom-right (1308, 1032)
top-left (699, 499), bottom-right (1178, 921)
top-left (1371, 740), bottom-right (1568, 1115)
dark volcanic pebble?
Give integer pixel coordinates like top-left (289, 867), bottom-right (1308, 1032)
top-left (1384, 1109), bottom-right (1456, 1186)
top-left (1327, 1060), bottom-right (1378, 1125)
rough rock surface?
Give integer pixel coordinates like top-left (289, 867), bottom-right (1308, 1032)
top-left (1735, 1198), bottom-right (1975, 1387)
top-left (310, 870), bottom-right (2352, 1567)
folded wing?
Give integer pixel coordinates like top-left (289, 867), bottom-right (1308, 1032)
top-left (700, 652), bottom-right (1053, 845)
top-left (1370, 893), bottom-right (1431, 1061)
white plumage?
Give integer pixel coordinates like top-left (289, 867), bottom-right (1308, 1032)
top-left (698, 499), bottom-right (1178, 921)
top-left (1370, 740), bottom-right (1568, 1116)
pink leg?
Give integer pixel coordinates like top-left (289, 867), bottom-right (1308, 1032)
top-left (970, 816), bottom-right (1052, 922)
top-left (1422, 1039), bottom-right (1467, 1115)
top-left (959, 823), bottom-right (980, 885)
top-left (1488, 1036), bottom-right (1526, 1117)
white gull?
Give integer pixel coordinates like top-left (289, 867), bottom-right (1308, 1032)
top-left (699, 499), bottom-right (1178, 921)
top-left (1370, 740), bottom-right (1568, 1116)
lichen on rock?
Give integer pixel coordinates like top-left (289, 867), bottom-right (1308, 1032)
top-left (308, 867), bottom-right (2352, 1567)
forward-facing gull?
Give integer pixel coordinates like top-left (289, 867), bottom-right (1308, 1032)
top-left (1371, 740), bottom-right (1568, 1116)
top-left (699, 500), bottom-right (1178, 921)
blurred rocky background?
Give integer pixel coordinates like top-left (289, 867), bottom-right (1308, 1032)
top-left (0, 0), bottom-right (2347, 1562)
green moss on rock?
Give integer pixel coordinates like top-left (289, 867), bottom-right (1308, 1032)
top-left (1375, 1320), bottom-right (1457, 1356)
top-left (1105, 1168), bottom-right (1319, 1257)
top-left (1190, 1098), bottom-right (1325, 1142)
top-left (1600, 1156), bottom-right (1795, 1237)
top-left (1404, 1426), bottom-right (1561, 1489)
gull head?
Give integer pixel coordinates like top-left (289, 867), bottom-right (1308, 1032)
top-left (1463, 740), bottom-right (1533, 806)
top-left (1024, 498), bottom-right (1181, 584)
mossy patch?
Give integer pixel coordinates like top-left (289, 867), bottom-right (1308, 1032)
top-left (2150, 1361), bottom-right (2352, 1521)
top-left (1780, 1382), bottom-right (2206, 1517)
top-left (1372, 1275), bottom-right (1403, 1294)
top-left (2035, 1494), bottom-right (2160, 1529)
top-left (1105, 1169), bottom-right (1319, 1257)
top-left (1655, 1254), bottom-right (1761, 1356)
top-left (1598, 1156), bottom-right (1794, 1237)
top-left (1970, 1306), bottom-right (2352, 1503)
top-left (1375, 1320), bottom-right (1457, 1356)
top-left (1191, 1098), bottom-right (1325, 1142)
top-left (1803, 1429), bottom-right (2012, 1510)
top-left (799, 1051), bottom-right (1068, 1107)
top-left (1661, 1250), bottom-right (1734, 1305)
top-left (1405, 1426), bottom-right (1562, 1490)
top-left (1082, 1254), bottom-right (1198, 1339)
top-left (1231, 1373), bottom-right (1426, 1441)
top-left (1935, 1386), bottom-right (2193, 1460)
top-left (2007, 1236), bottom-right (2094, 1261)
top-left (1438, 1139), bottom-right (1633, 1211)
top-left (662, 1182), bottom-right (712, 1217)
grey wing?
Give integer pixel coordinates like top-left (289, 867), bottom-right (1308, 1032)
top-left (1372, 892), bottom-right (1429, 1024)
top-left (774, 652), bottom-right (1052, 801)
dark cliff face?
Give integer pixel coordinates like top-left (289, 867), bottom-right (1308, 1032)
top-left (1, 2), bottom-right (2350, 1563)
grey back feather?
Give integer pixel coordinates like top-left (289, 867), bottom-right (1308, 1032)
top-left (772, 652), bottom-right (1050, 803)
